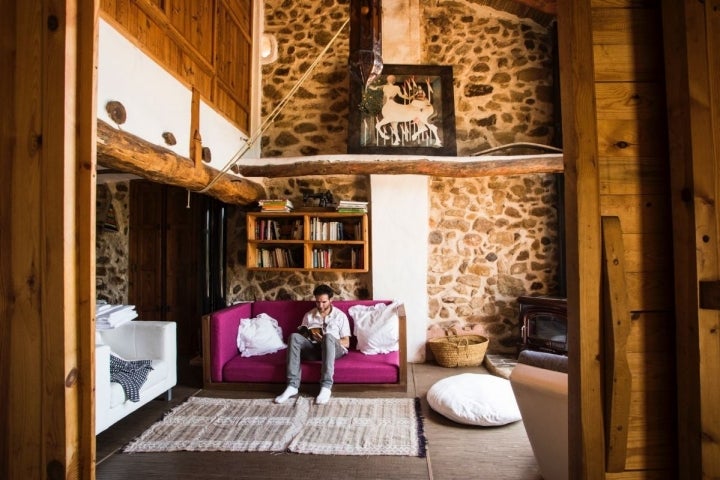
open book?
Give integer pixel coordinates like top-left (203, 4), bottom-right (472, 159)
top-left (298, 325), bottom-right (323, 343)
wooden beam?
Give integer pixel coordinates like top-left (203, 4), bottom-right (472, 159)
top-left (233, 154), bottom-right (564, 178)
top-left (96, 119), bottom-right (266, 205)
top-left (512, 0), bottom-right (556, 15)
top-left (602, 216), bottom-right (632, 472)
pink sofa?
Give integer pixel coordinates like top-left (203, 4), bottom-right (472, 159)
top-left (202, 300), bottom-right (407, 391)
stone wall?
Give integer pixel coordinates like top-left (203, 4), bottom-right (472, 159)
top-left (260, 0), bottom-right (351, 157)
top-left (427, 174), bottom-right (561, 354)
top-left (96, 182), bottom-right (130, 304)
top-left (422, 1), bottom-right (555, 154)
top-left (225, 175), bottom-right (372, 303)
top-left (261, 0), bottom-right (555, 156)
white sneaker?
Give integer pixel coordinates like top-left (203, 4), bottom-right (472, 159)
top-left (274, 386), bottom-right (298, 404)
top-left (315, 387), bottom-right (332, 405)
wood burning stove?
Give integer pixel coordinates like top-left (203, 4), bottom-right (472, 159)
top-left (518, 295), bottom-right (567, 355)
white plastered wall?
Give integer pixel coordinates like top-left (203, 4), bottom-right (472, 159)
top-left (371, 0), bottom-right (428, 362)
top-left (96, 18), bottom-right (260, 170)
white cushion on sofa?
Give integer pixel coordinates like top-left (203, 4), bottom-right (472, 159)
top-left (427, 373), bottom-right (521, 426)
top-left (236, 313), bottom-right (287, 357)
top-left (349, 302), bottom-right (399, 354)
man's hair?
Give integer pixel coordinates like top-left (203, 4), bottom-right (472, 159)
top-left (313, 284), bottom-right (334, 298)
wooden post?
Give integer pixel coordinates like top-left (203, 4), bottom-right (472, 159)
top-left (557, 0), bottom-right (606, 478)
top-left (190, 87), bottom-right (203, 168)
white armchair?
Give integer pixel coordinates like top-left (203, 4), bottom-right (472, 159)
top-left (509, 350), bottom-right (568, 480)
top-left (95, 321), bottom-right (177, 434)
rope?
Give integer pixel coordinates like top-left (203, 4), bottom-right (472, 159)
top-left (199, 18), bottom-right (350, 193)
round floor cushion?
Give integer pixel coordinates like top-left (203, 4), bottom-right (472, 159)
top-left (427, 373), bottom-right (521, 426)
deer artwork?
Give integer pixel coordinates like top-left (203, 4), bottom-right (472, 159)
top-left (373, 76), bottom-right (442, 147)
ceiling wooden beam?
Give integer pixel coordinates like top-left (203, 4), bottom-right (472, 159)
top-left (233, 154), bottom-right (564, 178)
top-left (96, 119), bottom-right (266, 205)
top-left (512, 0), bottom-right (556, 15)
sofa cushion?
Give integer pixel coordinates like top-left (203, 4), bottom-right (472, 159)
top-left (236, 313), bottom-right (287, 357)
top-left (349, 302), bottom-right (400, 354)
top-left (251, 301), bottom-right (315, 340)
top-left (222, 350), bottom-right (400, 384)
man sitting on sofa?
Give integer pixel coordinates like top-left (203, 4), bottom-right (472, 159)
top-left (274, 284), bottom-right (350, 405)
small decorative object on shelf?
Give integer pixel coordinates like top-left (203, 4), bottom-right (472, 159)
top-left (246, 211), bottom-right (368, 272)
top-left (302, 191), bottom-right (334, 208)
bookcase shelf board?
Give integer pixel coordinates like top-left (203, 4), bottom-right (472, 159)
top-left (246, 212), bottom-right (369, 272)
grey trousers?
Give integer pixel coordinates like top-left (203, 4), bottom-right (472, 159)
top-left (285, 332), bottom-right (346, 389)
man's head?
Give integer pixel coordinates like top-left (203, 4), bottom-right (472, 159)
top-left (313, 284), bottom-right (334, 298)
top-left (313, 284), bottom-right (334, 314)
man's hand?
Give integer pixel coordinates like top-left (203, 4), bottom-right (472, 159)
top-left (309, 328), bottom-right (323, 343)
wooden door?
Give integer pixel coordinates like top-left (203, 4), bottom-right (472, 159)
top-left (129, 181), bottom-right (203, 356)
top-left (165, 186), bottom-right (203, 355)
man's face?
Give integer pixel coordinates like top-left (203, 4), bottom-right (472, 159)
top-left (315, 294), bottom-right (332, 314)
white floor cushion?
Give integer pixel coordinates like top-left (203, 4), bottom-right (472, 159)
top-left (427, 373), bottom-right (521, 426)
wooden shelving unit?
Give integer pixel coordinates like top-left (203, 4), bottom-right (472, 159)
top-left (246, 212), bottom-right (369, 272)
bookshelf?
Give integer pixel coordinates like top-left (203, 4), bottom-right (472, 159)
top-left (246, 212), bottom-right (369, 272)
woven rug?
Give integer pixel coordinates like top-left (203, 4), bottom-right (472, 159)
top-left (124, 396), bottom-right (427, 457)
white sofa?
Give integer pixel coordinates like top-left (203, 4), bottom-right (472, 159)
top-left (95, 321), bottom-right (177, 434)
top-left (509, 350), bottom-right (568, 480)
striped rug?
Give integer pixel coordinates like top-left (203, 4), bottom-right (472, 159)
top-left (124, 396), bottom-right (427, 457)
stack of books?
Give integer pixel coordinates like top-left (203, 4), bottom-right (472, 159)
top-left (96, 303), bottom-right (138, 330)
top-left (336, 200), bottom-right (368, 213)
top-left (259, 199), bottom-right (294, 212)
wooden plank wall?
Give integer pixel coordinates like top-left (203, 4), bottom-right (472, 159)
top-left (99, 0), bottom-right (253, 134)
top-left (591, 2), bottom-right (676, 476)
top-left (663, 0), bottom-right (720, 478)
top-left (560, 0), bottom-right (677, 478)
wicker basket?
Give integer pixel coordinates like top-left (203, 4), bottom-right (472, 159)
top-left (428, 330), bottom-right (489, 368)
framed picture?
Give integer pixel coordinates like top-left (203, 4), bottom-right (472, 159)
top-left (348, 64), bottom-right (457, 156)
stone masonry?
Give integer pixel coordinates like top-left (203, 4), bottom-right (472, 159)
top-left (261, 0), bottom-right (555, 156)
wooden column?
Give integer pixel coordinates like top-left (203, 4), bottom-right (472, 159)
top-left (557, 0), bottom-right (605, 478)
top-left (0, 0), bottom-right (97, 478)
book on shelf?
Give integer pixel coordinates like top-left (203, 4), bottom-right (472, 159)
top-left (257, 247), bottom-right (297, 268)
top-left (310, 218), bottom-right (358, 241)
top-left (312, 248), bottom-right (333, 268)
top-left (258, 199), bottom-right (294, 212)
top-left (336, 200), bottom-right (368, 213)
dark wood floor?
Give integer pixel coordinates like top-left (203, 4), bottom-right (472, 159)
top-left (96, 359), bottom-right (542, 480)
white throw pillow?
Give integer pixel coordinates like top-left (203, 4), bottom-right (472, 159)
top-left (236, 313), bottom-right (287, 357)
top-left (427, 373), bottom-right (521, 426)
top-left (349, 302), bottom-right (399, 355)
